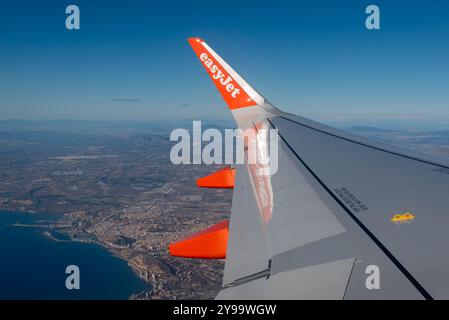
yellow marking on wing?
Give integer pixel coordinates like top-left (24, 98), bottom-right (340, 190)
top-left (391, 212), bottom-right (415, 224)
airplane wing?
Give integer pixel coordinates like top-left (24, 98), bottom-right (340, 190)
top-left (171, 37), bottom-right (449, 299)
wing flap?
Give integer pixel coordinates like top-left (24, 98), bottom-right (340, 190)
top-left (218, 258), bottom-right (355, 300)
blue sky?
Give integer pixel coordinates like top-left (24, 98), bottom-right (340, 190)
top-left (1, 0), bottom-right (449, 125)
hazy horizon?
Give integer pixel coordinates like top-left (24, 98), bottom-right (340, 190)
top-left (2, 117), bottom-right (449, 132)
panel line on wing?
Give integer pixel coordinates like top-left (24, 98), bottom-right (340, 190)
top-left (223, 268), bottom-right (271, 289)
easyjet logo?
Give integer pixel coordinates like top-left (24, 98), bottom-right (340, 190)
top-left (199, 52), bottom-right (241, 98)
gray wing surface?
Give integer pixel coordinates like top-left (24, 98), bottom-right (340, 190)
top-left (187, 38), bottom-right (449, 300)
top-left (218, 112), bottom-right (449, 299)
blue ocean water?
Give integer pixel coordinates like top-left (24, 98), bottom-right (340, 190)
top-left (0, 211), bottom-right (148, 299)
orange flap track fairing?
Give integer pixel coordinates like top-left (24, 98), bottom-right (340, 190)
top-left (168, 220), bottom-right (229, 259)
top-left (196, 166), bottom-right (235, 189)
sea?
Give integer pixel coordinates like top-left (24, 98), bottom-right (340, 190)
top-left (0, 211), bottom-right (148, 299)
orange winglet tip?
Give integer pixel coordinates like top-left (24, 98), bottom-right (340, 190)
top-left (197, 166), bottom-right (235, 189)
top-left (169, 220), bottom-right (229, 259)
top-left (187, 37), bottom-right (257, 110)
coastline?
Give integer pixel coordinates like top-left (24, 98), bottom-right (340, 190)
top-left (0, 210), bottom-right (151, 299)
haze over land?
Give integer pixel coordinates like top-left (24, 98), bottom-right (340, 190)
top-left (1, 119), bottom-right (449, 299)
top-left (0, 120), bottom-right (233, 299)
